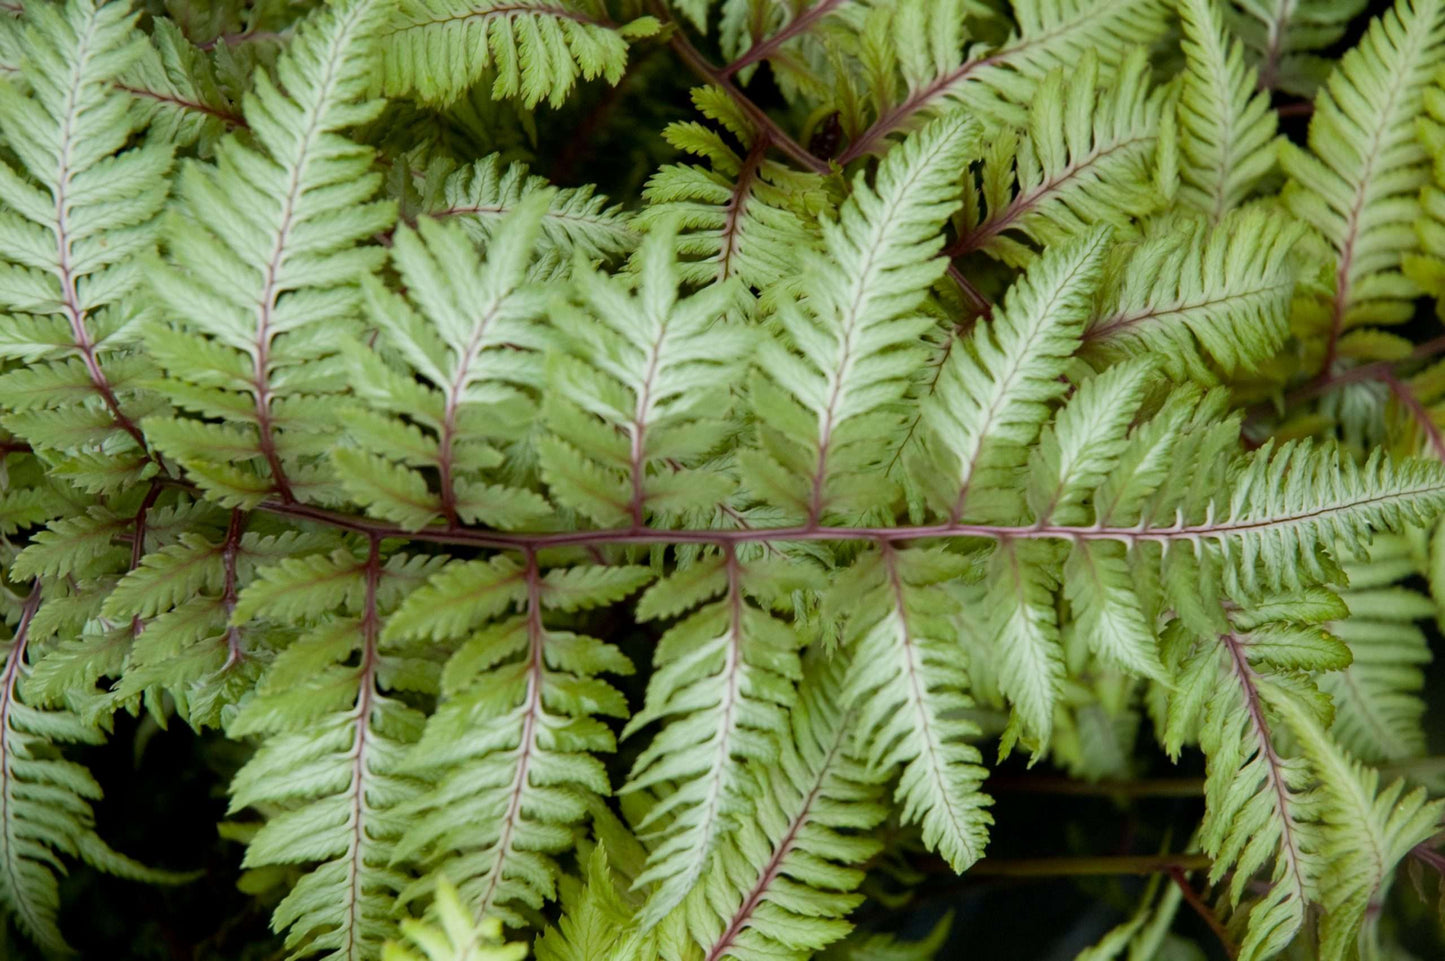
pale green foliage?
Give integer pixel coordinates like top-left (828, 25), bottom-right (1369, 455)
top-left (747, 112), bottom-right (979, 524)
top-left (1085, 209), bottom-right (1302, 381)
top-left (1228, 0), bottom-right (1369, 96)
top-left (642, 86), bottom-right (828, 297)
top-left (145, 0), bottom-right (393, 507)
top-left (416, 154), bottom-right (634, 272)
top-left (1177, 0), bottom-right (1279, 219)
top-left (955, 49), bottom-right (1171, 267)
top-left (376, 1), bottom-right (658, 108)
top-left (0, 0), bottom-right (170, 489)
top-left (382, 876), bottom-right (528, 961)
top-left (4, 0), bottom-right (1445, 959)
top-left (679, 654), bottom-right (886, 960)
top-left (1282, 0), bottom-right (1445, 365)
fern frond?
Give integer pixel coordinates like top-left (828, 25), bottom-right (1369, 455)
top-left (0, 583), bottom-right (179, 953)
top-left (1084, 208), bottom-right (1303, 380)
top-left (540, 220), bottom-right (746, 528)
top-left (830, 547), bottom-right (991, 871)
top-left (1276, 691), bottom-right (1445, 960)
top-left (1228, 0), bottom-right (1369, 96)
top-left (417, 154), bottom-right (634, 270)
top-left (1177, 0), bottom-right (1280, 220)
top-left (1321, 535), bottom-right (1432, 763)
top-left (118, 17), bottom-right (246, 150)
top-left (747, 112), bottom-right (978, 525)
top-left (145, 0), bottom-right (393, 507)
top-left (950, 49), bottom-right (1169, 267)
top-left (641, 85), bottom-right (829, 298)
top-left (1280, 0), bottom-right (1445, 372)
top-left (343, 202), bottom-right (554, 532)
top-left (227, 544), bottom-right (433, 960)
top-left (390, 554), bottom-right (643, 926)
top-left (838, 0), bottom-right (1168, 161)
top-left (623, 547), bottom-right (801, 926)
top-left (375, 0), bottom-right (658, 108)
top-left (0, 0), bottom-right (171, 485)
top-left (1162, 600), bottom-right (1345, 961)
top-left (382, 876), bottom-right (528, 961)
top-left (534, 844), bottom-right (643, 961)
top-left (920, 229), bottom-right (1108, 524)
top-left (683, 652), bottom-right (886, 960)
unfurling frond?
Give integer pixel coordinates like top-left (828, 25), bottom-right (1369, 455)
top-left (376, 1), bottom-right (658, 107)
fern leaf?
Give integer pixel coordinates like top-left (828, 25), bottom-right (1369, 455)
top-left (624, 548), bottom-right (801, 926)
top-left (748, 112), bottom-right (978, 524)
top-left (376, 0), bottom-right (658, 108)
top-left (1322, 536), bottom-right (1432, 762)
top-left (1084, 208), bottom-right (1303, 380)
top-left (417, 154), bottom-right (634, 269)
top-left (1281, 0), bottom-right (1445, 372)
top-left (684, 652), bottom-right (886, 960)
top-left (542, 219), bottom-right (746, 527)
top-left (0, 584), bottom-right (178, 953)
top-left (641, 85), bottom-right (829, 299)
top-left (920, 229), bottom-right (1108, 523)
top-left (830, 547), bottom-right (991, 871)
top-left (347, 202), bottom-right (554, 531)
top-left (1177, 0), bottom-right (1279, 220)
top-left (1228, 0), bottom-right (1368, 96)
top-left (950, 49), bottom-right (1169, 267)
top-left (0, 0), bottom-right (171, 483)
top-left (228, 544), bottom-right (432, 960)
top-left (392, 554), bottom-right (640, 926)
top-left (839, 0), bottom-right (1168, 161)
top-left (1275, 691), bottom-right (1445, 960)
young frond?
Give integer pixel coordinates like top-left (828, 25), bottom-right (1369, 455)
top-left (1177, 0), bottom-right (1280, 220)
top-left (145, 0), bottom-right (393, 508)
top-left (681, 653), bottom-right (886, 961)
top-left (0, 0), bottom-right (171, 483)
top-left (343, 204), bottom-right (553, 532)
top-left (830, 547), bottom-right (991, 871)
top-left (389, 554), bottom-right (642, 926)
top-left (1084, 208), bottom-right (1303, 380)
top-left (375, 1), bottom-right (658, 108)
top-left (382, 876), bottom-right (528, 961)
top-left (541, 221), bottom-right (746, 528)
top-left (1281, 0), bottom-right (1445, 372)
top-left (950, 49), bottom-right (1170, 267)
top-left (748, 112), bottom-right (978, 525)
top-left (623, 548), bottom-right (802, 926)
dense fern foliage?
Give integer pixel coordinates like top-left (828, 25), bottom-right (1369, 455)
top-left (6, 0), bottom-right (1445, 959)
